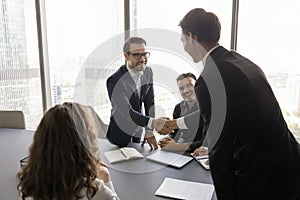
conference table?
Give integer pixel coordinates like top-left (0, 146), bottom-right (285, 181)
top-left (0, 128), bottom-right (217, 200)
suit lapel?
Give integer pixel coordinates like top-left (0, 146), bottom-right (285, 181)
top-left (139, 73), bottom-right (146, 101)
top-left (121, 65), bottom-right (141, 102)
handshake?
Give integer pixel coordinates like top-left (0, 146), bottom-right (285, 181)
top-left (152, 117), bottom-right (178, 135)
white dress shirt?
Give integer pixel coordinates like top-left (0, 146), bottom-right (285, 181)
top-left (126, 65), bottom-right (153, 130)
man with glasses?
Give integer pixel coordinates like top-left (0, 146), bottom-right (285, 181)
top-left (106, 37), bottom-right (164, 148)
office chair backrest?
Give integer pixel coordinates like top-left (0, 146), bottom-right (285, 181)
top-left (86, 106), bottom-right (108, 139)
top-left (0, 110), bottom-right (26, 129)
top-left (67, 104), bottom-right (108, 139)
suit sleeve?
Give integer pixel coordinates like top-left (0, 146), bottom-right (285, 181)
top-left (182, 109), bottom-right (205, 150)
top-left (197, 75), bottom-right (235, 199)
top-left (169, 103), bottom-right (181, 139)
top-left (107, 75), bottom-right (150, 127)
top-left (183, 109), bottom-right (201, 130)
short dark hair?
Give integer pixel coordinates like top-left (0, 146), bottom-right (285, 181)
top-left (123, 37), bottom-right (147, 53)
top-left (179, 8), bottom-right (221, 43)
top-left (176, 73), bottom-right (197, 82)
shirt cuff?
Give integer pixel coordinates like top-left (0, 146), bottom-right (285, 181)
top-left (147, 117), bottom-right (153, 129)
top-left (177, 117), bottom-right (188, 129)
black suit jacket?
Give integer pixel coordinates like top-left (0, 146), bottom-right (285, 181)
top-left (185, 46), bottom-right (300, 199)
top-left (170, 101), bottom-right (203, 151)
top-left (106, 65), bottom-right (155, 147)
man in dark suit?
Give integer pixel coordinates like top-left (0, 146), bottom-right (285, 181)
top-left (161, 8), bottom-right (300, 199)
top-left (171, 73), bottom-right (199, 143)
top-left (107, 37), bottom-right (164, 148)
top-left (159, 73), bottom-right (204, 152)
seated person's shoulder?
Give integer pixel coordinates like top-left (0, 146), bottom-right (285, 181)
top-left (173, 101), bottom-right (187, 118)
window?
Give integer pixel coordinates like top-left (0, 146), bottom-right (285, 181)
top-left (130, 0), bottom-right (233, 118)
top-left (238, 0), bottom-right (300, 140)
top-left (0, 0), bottom-right (42, 129)
top-left (45, 0), bottom-right (124, 124)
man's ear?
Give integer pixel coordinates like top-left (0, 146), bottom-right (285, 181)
top-left (188, 32), bottom-right (198, 43)
top-left (124, 53), bottom-right (129, 60)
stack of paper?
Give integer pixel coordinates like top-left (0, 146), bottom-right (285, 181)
top-left (155, 177), bottom-right (214, 200)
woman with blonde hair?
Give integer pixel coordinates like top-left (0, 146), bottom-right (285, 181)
top-left (17, 102), bottom-right (119, 200)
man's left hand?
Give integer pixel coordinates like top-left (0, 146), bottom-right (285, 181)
top-left (142, 131), bottom-right (158, 149)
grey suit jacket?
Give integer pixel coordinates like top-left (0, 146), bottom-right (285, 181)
top-left (106, 65), bottom-right (155, 147)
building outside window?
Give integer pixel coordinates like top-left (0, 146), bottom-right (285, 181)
top-left (238, 0), bottom-right (300, 140)
top-left (1, 0), bottom-right (299, 141)
top-left (0, 0), bottom-right (42, 129)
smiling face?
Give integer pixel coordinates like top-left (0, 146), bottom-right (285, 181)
top-left (124, 43), bottom-right (147, 73)
top-left (177, 77), bottom-right (196, 104)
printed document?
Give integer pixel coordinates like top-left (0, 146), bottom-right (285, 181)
top-left (155, 177), bottom-right (214, 200)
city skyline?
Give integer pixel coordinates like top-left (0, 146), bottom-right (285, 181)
top-left (1, 0), bottom-right (299, 139)
top-left (0, 0), bottom-right (42, 129)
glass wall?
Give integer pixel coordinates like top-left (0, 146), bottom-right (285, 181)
top-left (44, 0), bottom-right (124, 124)
top-left (131, 0), bottom-right (232, 47)
top-left (0, 0), bottom-right (43, 129)
top-left (3, 0), bottom-right (298, 139)
top-left (238, 0), bottom-right (300, 140)
top-left (130, 0), bottom-right (233, 118)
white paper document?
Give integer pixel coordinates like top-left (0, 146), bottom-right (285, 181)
top-left (155, 177), bottom-right (214, 200)
top-left (191, 154), bottom-right (210, 170)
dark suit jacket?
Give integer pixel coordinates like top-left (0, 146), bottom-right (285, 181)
top-left (185, 46), bottom-right (300, 199)
top-left (106, 65), bottom-right (155, 147)
top-left (170, 101), bottom-right (203, 151)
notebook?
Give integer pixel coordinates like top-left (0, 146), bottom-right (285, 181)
top-left (104, 147), bottom-right (144, 164)
top-left (146, 150), bottom-right (193, 168)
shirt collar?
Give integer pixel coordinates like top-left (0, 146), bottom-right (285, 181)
top-left (126, 65), bottom-right (143, 80)
top-left (202, 45), bottom-right (220, 66)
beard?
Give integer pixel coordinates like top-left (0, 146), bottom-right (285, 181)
top-left (133, 63), bottom-right (146, 72)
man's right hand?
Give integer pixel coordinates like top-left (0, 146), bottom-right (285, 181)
top-left (152, 118), bottom-right (174, 135)
top-left (192, 146), bottom-right (208, 156)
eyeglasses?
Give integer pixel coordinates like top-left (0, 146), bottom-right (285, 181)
top-left (128, 52), bottom-right (150, 60)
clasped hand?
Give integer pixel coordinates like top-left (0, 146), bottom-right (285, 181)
top-left (152, 117), bottom-right (178, 135)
